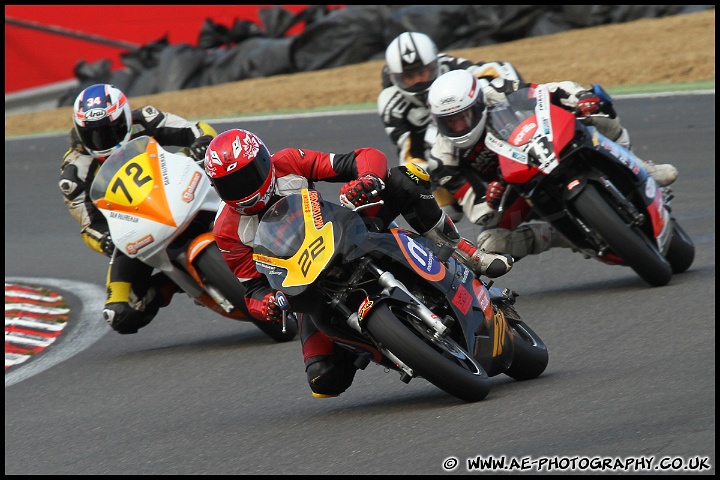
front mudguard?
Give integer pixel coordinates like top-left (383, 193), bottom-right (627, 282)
top-left (184, 234), bottom-right (250, 321)
top-left (184, 231), bottom-right (215, 285)
top-left (472, 302), bottom-right (515, 377)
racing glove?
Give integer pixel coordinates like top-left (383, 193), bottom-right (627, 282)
top-left (100, 233), bottom-right (115, 257)
top-left (261, 293), bottom-right (283, 325)
top-left (339, 174), bottom-right (385, 210)
top-left (189, 135), bottom-right (214, 162)
top-left (485, 180), bottom-right (506, 210)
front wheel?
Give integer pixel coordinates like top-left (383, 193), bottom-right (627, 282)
top-left (572, 183), bottom-right (672, 287)
top-left (365, 304), bottom-right (491, 402)
top-left (665, 218), bottom-right (695, 274)
top-left (495, 303), bottom-right (548, 381)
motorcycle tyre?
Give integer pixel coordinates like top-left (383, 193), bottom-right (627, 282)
top-left (194, 245), bottom-right (298, 343)
top-left (504, 318), bottom-right (549, 381)
top-left (572, 183), bottom-right (672, 287)
top-left (665, 218), bottom-right (695, 274)
top-left (365, 304), bottom-right (491, 403)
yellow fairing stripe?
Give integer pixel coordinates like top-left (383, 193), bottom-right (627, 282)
top-left (254, 189), bottom-right (335, 288)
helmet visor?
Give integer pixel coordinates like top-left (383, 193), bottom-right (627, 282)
top-left (435, 100), bottom-right (486, 139)
top-left (211, 147), bottom-right (272, 203)
top-left (390, 59), bottom-right (439, 94)
top-left (77, 115), bottom-right (129, 153)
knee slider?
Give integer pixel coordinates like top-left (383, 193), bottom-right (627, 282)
top-left (305, 354), bottom-right (358, 397)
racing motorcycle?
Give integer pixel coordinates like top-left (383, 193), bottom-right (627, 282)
top-left (89, 136), bottom-right (297, 342)
top-left (252, 188), bottom-right (548, 403)
top-left (484, 84), bottom-right (695, 287)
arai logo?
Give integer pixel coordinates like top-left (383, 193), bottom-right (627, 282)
top-left (84, 108), bottom-right (108, 121)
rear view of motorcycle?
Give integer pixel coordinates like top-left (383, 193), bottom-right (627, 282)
top-left (89, 136), bottom-right (297, 342)
top-left (252, 189), bottom-right (548, 403)
top-left (484, 84), bottom-right (695, 287)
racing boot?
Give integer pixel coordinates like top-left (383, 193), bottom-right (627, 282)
top-left (102, 302), bottom-right (154, 335)
top-left (642, 160), bottom-right (678, 187)
top-left (103, 279), bottom-right (158, 334)
top-left (615, 127), bottom-right (678, 187)
top-left (454, 238), bottom-right (514, 278)
top-left (104, 273), bottom-right (175, 335)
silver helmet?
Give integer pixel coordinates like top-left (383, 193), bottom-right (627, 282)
top-left (385, 32), bottom-right (439, 97)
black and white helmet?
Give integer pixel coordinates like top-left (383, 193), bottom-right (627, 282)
top-left (385, 32), bottom-right (439, 97)
top-left (428, 69), bottom-right (487, 149)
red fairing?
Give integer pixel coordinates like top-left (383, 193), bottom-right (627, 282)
top-left (549, 104), bottom-right (577, 152)
top-left (499, 104), bottom-right (577, 185)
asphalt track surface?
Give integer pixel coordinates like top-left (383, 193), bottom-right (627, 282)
top-left (5, 93), bottom-right (715, 475)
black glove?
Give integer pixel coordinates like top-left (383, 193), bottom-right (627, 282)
top-left (189, 135), bottom-right (213, 162)
top-left (339, 174), bottom-right (385, 210)
top-left (261, 293), bottom-right (283, 325)
top-left (100, 233), bottom-right (115, 257)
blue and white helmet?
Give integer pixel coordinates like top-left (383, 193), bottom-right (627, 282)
top-left (72, 84), bottom-right (132, 160)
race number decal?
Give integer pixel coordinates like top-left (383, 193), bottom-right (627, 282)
top-left (93, 138), bottom-right (176, 227)
top-left (451, 285), bottom-right (472, 315)
top-left (105, 157), bottom-right (154, 206)
top-left (253, 189), bottom-right (335, 288)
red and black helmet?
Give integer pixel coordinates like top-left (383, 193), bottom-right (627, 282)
top-left (204, 129), bottom-right (275, 215)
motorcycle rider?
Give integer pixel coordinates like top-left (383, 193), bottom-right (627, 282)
top-left (58, 83), bottom-right (218, 334)
top-left (425, 69), bottom-right (679, 260)
top-left (203, 128), bottom-right (513, 398)
top-left (377, 31), bottom-right (524, 222)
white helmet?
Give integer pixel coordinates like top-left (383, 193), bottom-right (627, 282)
top-left (428, 69), bottom-right (487, 149)
top-left (72, 83), bottom-right (133, 160)
top-left (385, 32), bottom-right (439, 97)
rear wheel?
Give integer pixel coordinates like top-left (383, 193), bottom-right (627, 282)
top-left (665, 218), bottom-right (695, 274)
top-left (365, 304), bottom-right (491, 402)
top-left (572, 183), bottom-right (672, 287)
top-left (195, 244), bottom-right (298, 342)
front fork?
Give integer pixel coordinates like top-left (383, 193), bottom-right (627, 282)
top-left (338, 258), bottom-right (452, 379)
